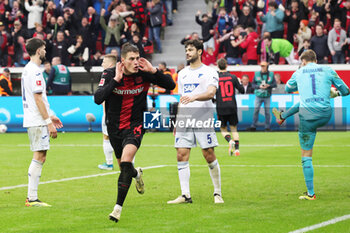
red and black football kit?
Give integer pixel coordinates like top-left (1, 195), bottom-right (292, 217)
top-left (94, 67), bottom-right (175, 158)
top-left (216, 71), bottom-right (244, 126)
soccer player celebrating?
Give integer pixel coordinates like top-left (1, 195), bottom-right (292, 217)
top-left (98, 55), bottom-right (117, 170)
top-left (22, 38), bottom-right (63, 207)
top-left (94, 43), bottom-right (175, 222)
top-left (274, 50), bottom-right (349, 200)
top-left (168, 39), bottom-right (224, 204)
top-left (216, 58), bottom-right (244, 156)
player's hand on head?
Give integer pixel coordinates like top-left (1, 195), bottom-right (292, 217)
top-left (51, 116), bottom-right (63, 129)
top-left (114, 62), bottom-right (124, 82)
top-left (139, 58), bottom-right (157, 73)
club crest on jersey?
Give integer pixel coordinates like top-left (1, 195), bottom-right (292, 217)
top-left (36, 80), bottom-right (42, 86)
top-left (99, 78), bottom-right (105, 86)
top-left (183, 83), bottom-right (199, 93)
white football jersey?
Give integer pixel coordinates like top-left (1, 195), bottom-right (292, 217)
top-left (178, 64), bottom-right (218, 109)
top-left (22, 61), bottom-right (50, 127)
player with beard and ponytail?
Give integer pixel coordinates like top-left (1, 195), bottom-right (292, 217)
top-left (22, 38), bottom-right (63, 207)
top-left (94, 43), bottom-right (175, 222)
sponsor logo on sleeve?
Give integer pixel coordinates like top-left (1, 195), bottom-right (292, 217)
top-left (36, 80), bottom-right (42, 86)
top-left (99, 78), bottom-right (105, 86)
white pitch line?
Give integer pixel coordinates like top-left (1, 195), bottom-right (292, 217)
top-left (289, 214), bottom-right (350, 233)
top-left (10, 144), bottom-right (350, 148)
top-left (1, 164), bottom-right (349, 191)
top-left (0, 165), bottom-right (166, 191)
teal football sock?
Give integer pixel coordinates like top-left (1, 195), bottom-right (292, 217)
top-left (302, 157), bottom-right (314, 196)
top-left (281, 102), bottom-right (300, 120)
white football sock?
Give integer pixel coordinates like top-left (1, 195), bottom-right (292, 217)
top-left (27, 159), bottom-right (43, 201)
top-left (114, 204), bottom-right (122, 212)
top-left (103, 139), bottom-right (114, 165)
top-left (178, 161), bottom-right (190, 196)
top-left (208, 159), bottom-right (221, 196)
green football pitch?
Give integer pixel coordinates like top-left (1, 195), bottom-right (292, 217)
top-left (1, 131), bottom-right (350, 233)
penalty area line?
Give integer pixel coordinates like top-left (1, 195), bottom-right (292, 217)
top-left (289, 214), bottom-right (350, 233)
top-left (0, 165), bottom-right (167, 191)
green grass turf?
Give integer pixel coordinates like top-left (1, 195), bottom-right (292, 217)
top-left (0, 131), bottom-right (350, 233)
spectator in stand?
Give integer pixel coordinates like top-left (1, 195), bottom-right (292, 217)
top-left (84, 6), bottom-right (99, 46)
top-left (43, 61), bottom-right (51, 84)
top-left (195, 10), bottom-right (215, 51)
top-left (295, 19), bottom-right (312, 52)
top-left (241, 74), bottom-right (254, 94)
top-left (298, 39), bottom-right (310, 57)
top-left (239, 27), bottom-right (259, 65)
top-left (0, 68), bottom-right (12, 96)
top-left (180, 32), bottom-right (200, 45)
top-left (109, 48), bottom-right (119, 59)
top-left (284, 0), bottom-right (308, 43)
top-left (247, 61), bottom-right (276, 131)
top-left (91, 50), bottom-right (103, 66)
top-left (130, 33), bottom-right (146, 58)
top-left (47, 56), bottom-right (72, 95)
top-left (202, 42), bottom-right (219, 66)
top-left (130, 0), bottom-right (147, 37)
top-left (54, 16), bottom-right (68, 38)
top-left (233, 3), bottom-right (256, 30)
top-left (77, 16), bottom-right (96, 54)
top-left (272, 73), bottom-right (286, 94)
top-left (45, 16), bottom-right (57, 38)
top-left (62, 8), bottom-right (79, 38)
top-left (258, 1), bottom-right (284, 38)
top-left (24, 0), bottom-right (44, 36)
top-left (14, 36), bottom-right (30, 67)
top-left (0, 21), bottom-right (9, 67)
top-left (100, 8), bottom-right (124, 55)
top-left (328, 18), bottom-right (347, 64)
top-left (42, 1), bottom-right (57, 27)
top-left (335, 0), bottom-right (350, 31)
top-left (50, 30), bottom-right (70, 66)
top-left (310, 24), bottom-right (330, 64)
top-left (157, 62), bottom-right (173, 94)
top-left (313, 0), bottom-right (327, 25)
top-left (7, 2), bottom-right (25, 26)
top-left (264, 35), bottom-right (299, 65)
top-left (68, 34), bottom-right (89, 66)
top-left (162, 0), bottom-right (173, 26)
top-left (148, 0), bottom-right (163, 53)
top-left (56, 0), bottom-right (70, 17)
top-left (11, 20), bottom-right (30, 62)
top-left (33, 23), bottom-right (47, 39)
top-left (257, 31), bottom-right (271, 62)
top-left (220, 25), bottom-right (245, 65)
top-left (43, 61), bottom-right (53, 95)
top-left (212, 6), bottom-right (233, 36)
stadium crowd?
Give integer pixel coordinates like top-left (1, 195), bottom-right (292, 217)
top-left (195, 0), bottom-right (350, 66)
top-left (0, 0), bottom-right (350, 68)
top-left (1, 0), bottom-right (350, 96)
top-left (0, 0), bottom-right (178, 68)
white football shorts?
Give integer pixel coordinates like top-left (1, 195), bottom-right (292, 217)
top-left (27, 126), bottom-right (50, 151)
top-left (174, 128), bottom-right (218, 149)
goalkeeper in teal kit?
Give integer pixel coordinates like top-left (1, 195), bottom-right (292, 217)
top-left (273, 50), bottom-right (349, 200)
